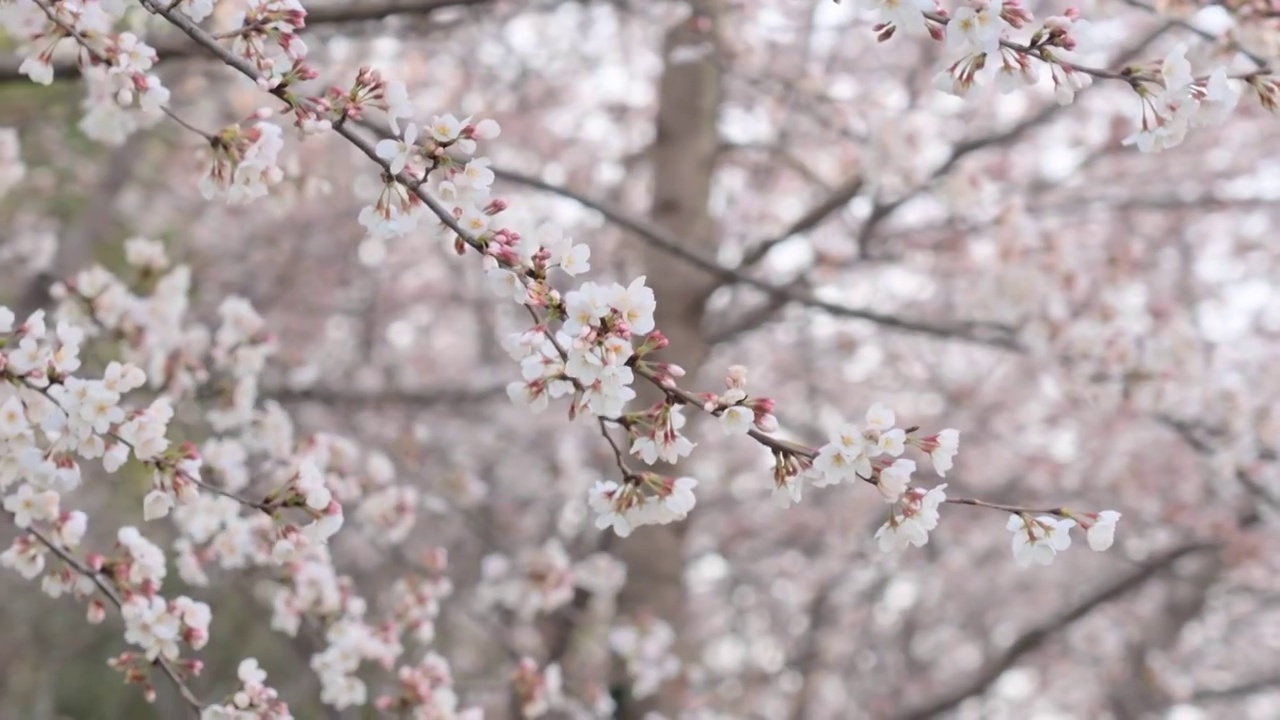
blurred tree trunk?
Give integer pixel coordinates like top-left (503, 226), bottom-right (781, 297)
top-left (610, 4), bottom-right (725, 718)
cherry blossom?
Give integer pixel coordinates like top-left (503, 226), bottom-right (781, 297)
top-left (9, 0), bottom-right (1270, 714)
top-left (1007, 514), bottom-right (1076, 567)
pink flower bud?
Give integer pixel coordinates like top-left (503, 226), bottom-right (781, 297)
top-left (755, 414), bottom-right (779, 433)
top-left (424, 547), bottom-right (448, 571)
top-left (645, 330), bottom-right (669, 350)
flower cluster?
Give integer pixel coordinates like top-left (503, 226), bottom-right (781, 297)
top-left (798, 404), bottom-right (957, 515)
top-left (201, 658), bottom-right (292, 719)
top-left (479, 540), bottom-right (576, 619)
top-left (201, 116), bottom-right (288, 205)
top-left (0, 303), bottom-right (194, 524)
top-left (1124, 45), bottom-right (1240, 153)
top-left (121, 592), bottom-right (212, 662)
top-left (852, 0), bottom-right (1263, 149)
top-left (355, 77), bottom-right (502, 246)
top-left (504, 276), bottom-right (658, 419)
top-left (386, 567), bottom-right (453, 646)
top-left (228, 0), bottom-right (308, 80)
top-left (876, 484), bottom-right (949, 551)
top-left (375, 652), bottom-right (480, 719)
top-left (588, 474), bottom-right (699, 538)
top-left (810, 404), bottom-right (912, 487)
top-left (1006, 509), bottom-right (1123, 567)
top-left (1, 240), bottom-right (485, 712)
top-left (703, 364), bottom-right (779, 436)
top-left (3, 0), bottom-right (169, 143)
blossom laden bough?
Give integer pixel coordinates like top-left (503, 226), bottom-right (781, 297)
top-left (28, 0), bottom-right (1122, 563)
top-left (0, 259), bottom-right (479, 715)
top-left (0, 0), bottom-right (1175, 711)
top-left (848, 0), bottom-right (1268, 148)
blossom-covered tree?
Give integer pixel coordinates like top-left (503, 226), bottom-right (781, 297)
top-left (1, 0), bottom-right (1278, 718)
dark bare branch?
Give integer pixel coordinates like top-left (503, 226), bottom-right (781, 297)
top-left (1190, 674), bottom-right (1280, 703)
top-left (487, 166), bottom-right (1020, 350)
top-left (261, 382), bottom-right (508, 408)
top-left (891, 541), bottom-right (1218, 720)
top-left (738, 172), bottom-right (863, 270)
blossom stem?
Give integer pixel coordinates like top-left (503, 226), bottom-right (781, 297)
top-left (24, 526), bottom-right (205, 714)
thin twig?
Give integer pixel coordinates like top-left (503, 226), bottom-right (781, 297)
top-left (26, 526), bottom-right (206, 715)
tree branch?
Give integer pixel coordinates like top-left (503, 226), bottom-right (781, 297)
top-left (1115, 0), bottom-right (1271, 70)
top-left (487, 166), bottom-right (1020, 350)
top-left (890, 541), bottom-right (1218, 720)
top-left (738, 172), bottom-right (863, 270)
top-left (1190, 673), bottom-right (1280, 703)
top-left (1158, 416), bottom-right (1280, 515)
top-left (855, 21), bottom-right (1174, 258)
top-left (713, 21), bottom-right (1178, 337)
top-left (260, 382), bottom-right (509, 408)
top-left (787, 574), bottom-right (842, 720)
top-left (0, 0), bottom-right (491, 82)
top-left (26, 527), bottom-right (205, 715)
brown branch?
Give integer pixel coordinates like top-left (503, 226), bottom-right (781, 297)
top-left (26, 527), bottom-right (205, 715)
